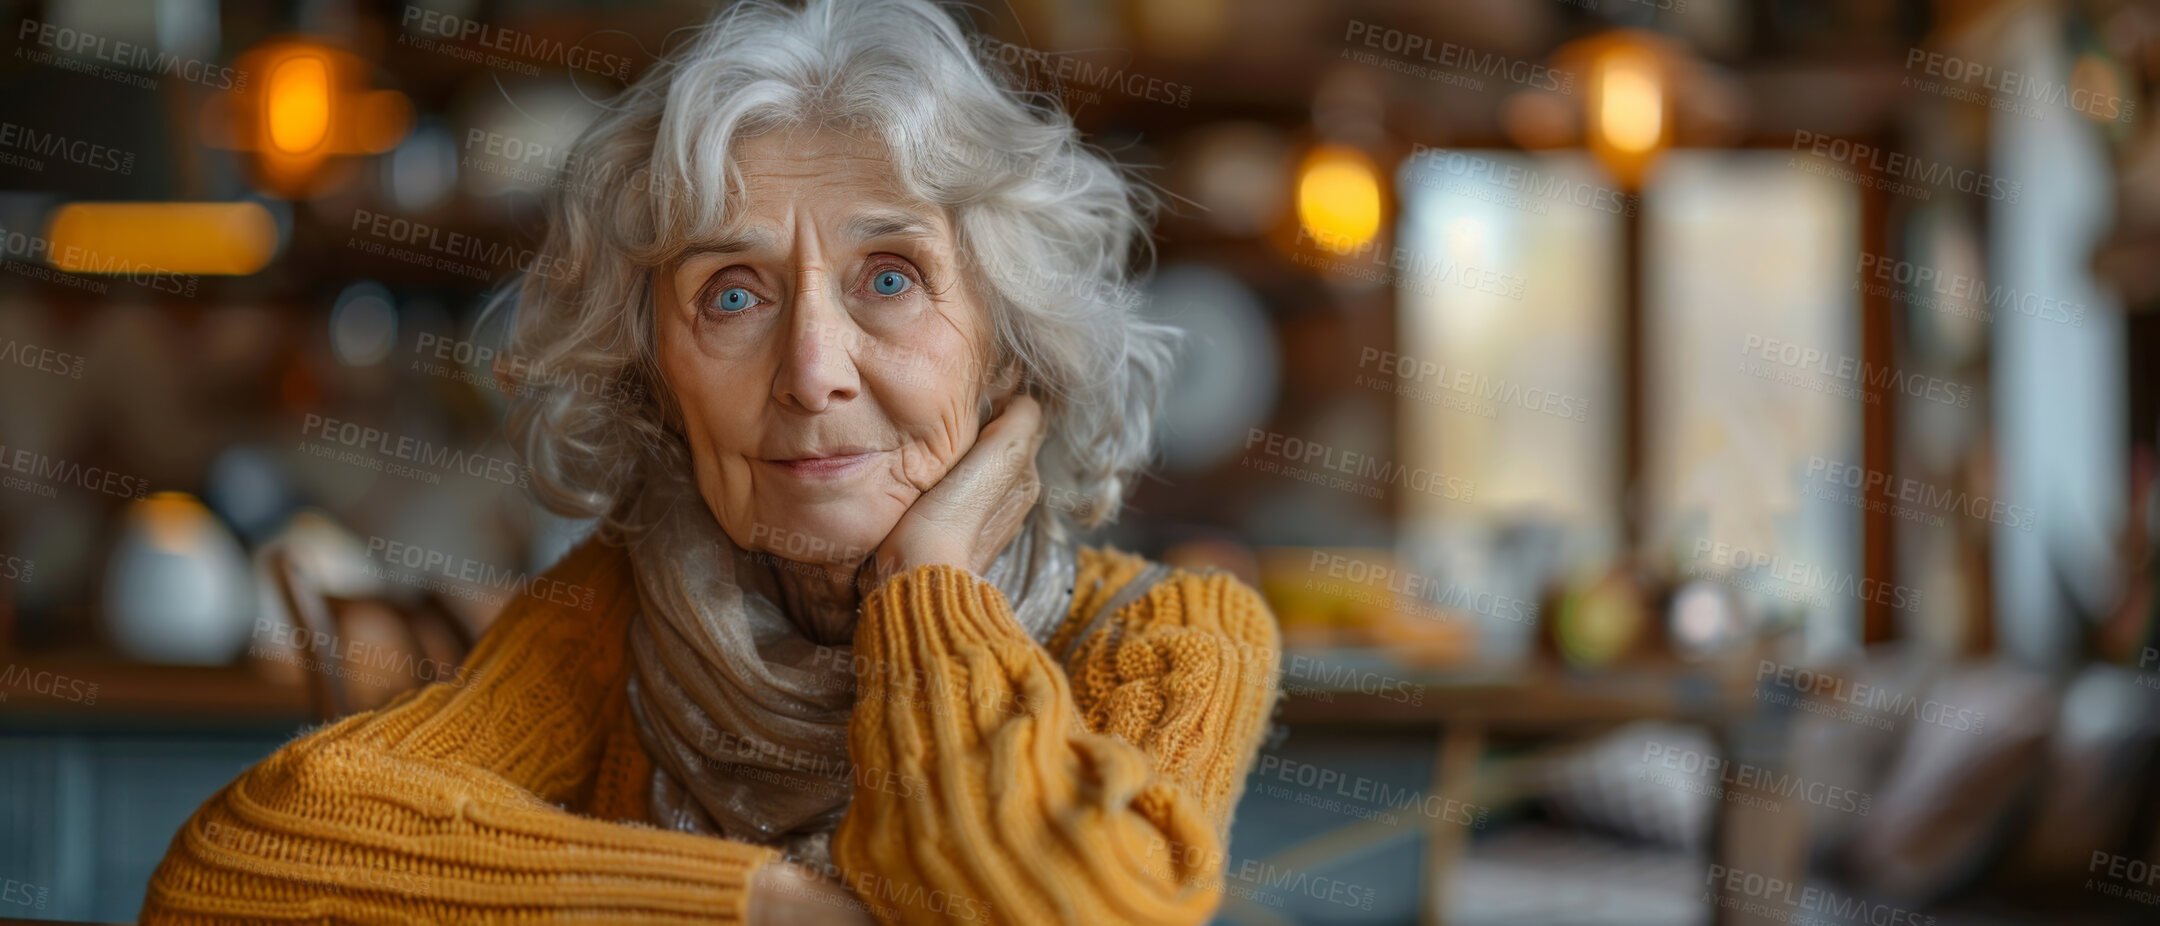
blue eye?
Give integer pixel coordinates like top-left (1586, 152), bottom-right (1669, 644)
top-left (714, 286), bottom-right (758, 313)
top-left (871, 269), bottom-right (911, 296)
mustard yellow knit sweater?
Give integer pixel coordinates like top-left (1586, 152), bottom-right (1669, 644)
top-left (140, 539), bottom-right (1281, 924)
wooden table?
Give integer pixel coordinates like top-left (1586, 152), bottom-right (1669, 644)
top-left (1270, 648), bottom-right (1780, 926)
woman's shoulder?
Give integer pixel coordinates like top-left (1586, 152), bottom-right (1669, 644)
top-left (1071, 545), bottom-right (1153, 605)
top-left (465, 533), bottom-right (640, 657)
top-left (278, 535), bottom-right (642, 760)
top-left (1058, 546), bottom-right (1279, 657)
top-left (282, 533), bottom-right (645, 784)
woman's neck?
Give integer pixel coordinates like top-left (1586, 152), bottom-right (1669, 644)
top-left (767, 556), bottom-right (863, 646)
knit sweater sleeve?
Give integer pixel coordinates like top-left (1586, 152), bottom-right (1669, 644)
top-left (832, 553), bottom-right (1281, 926)
top-left (139, 538), bottom-right (779, 925)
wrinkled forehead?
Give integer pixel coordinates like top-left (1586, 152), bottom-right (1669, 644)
top-left (733, 123), bottom-right (890, 167)
top-left (674, 125), bottom-right (958, 258)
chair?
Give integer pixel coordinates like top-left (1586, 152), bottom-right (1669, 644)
top-left (263, 546), bottom-right (477, 721)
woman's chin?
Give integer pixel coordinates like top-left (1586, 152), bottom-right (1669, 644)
top-left (731, 502), bottom-right (899, 568)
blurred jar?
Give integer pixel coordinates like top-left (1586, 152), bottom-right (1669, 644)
top-left (102, 492), bottom-right (255, 664)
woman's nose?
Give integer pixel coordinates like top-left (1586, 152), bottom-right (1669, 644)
top-left (772, 271), bottom-right (861, 413)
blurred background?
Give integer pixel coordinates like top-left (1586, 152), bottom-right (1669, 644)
top-left (1, 0), bottom-right (2158, 923)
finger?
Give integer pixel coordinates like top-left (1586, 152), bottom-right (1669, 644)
top-left (900, 395), bottom-right (1045, 538)
top-left (908, 454), bottom-right (1024, 546)
top-left (953, 395), bottom-right (1041, 485)
top-left (980, 392), bottom-right (1044, 445)
top-left (1017, 397), bottom-right (1049, 455)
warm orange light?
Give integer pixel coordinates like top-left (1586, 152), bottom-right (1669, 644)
top-left (138, 492), bottom-right (211, 553)
top-left (45, 202), bottom-right (278, 275)
top-left (1597, 50), bottom-right (1665, 156)
top-left (206, 40), bottom-right (411, 197)
top-left (1562, 31), bottom-right (1676, 189)
top-left (267, 55), bottom-right (332, 154)
top-left (1296, 145), bottom-right (1383, 253)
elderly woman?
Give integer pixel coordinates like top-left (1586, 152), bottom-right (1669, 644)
top-left (143, 0), bottom-right (1278, 923)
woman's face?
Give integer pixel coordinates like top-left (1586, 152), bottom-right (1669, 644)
top-left (654, 127), bottom-right (1005, 569)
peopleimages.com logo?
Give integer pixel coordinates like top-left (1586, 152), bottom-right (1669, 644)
top-left (1357, 348), bottom-right (1590, 423)
top-left (0, 878), bottom-right (47, 912)
top-left (398, 7), bottom-right (634, 79)
top-left (1408, 144), bottom-right (1636, 216)
top-left (1856, 253), bottom-right (2085, 327)
top-left (364, 536), bottom-right (595, 612)
top-left (1142, 839), bottom-right (1373, 911)
top-left (1294, 225), bottom-right (1528, 299)
top-left (1804, 456), bottom-right (2034, 532)
top-left (15, 19), bottom-right (248, 91)
top-left (0, 443), bottom-right (151, 500)
top-left (1243, 429), bottom-right (1475, 501)
top-left (1757, 659), bottom-right (1987, 734)
top-left (299, 414), bottom-right (529, 488)
top-left (1791, 130), bottom-right (2020, 203)
top-left (1250, 755), bottom-right (1488, 829)
top-left (0, 335), bottom-right (85, 379)
top-left (968, 34), bottom-right (1193, 108)
top-left (1690, 539), bottom-right (1923, 613)
top-left (1639, 740), bottom-right (1873, 816)
top-left (1705, 864), bottom-right (1936, 925)
top-left (0, 120), bottom-right (134, 175)
top-left (1341, 22), bottom-right (1573, 93)
top-left (253, 615), bottom-right (477, 688)
top-left (410, 332), bottom-right (645, 407)
top-left (0, 662), bottom-right (98, 705)
top-left (1305, 550), bottom-right (1538, 627)
top-left (2087, 850), bottom-right (2160, 905)
top-left (1906, 48), bottom-right (2136, 124)
top-left (349, 209), bottom-right (580, 283)
top-left (0, 224), bottom-right (200, 297)
top-left (1739, 334), bottom-right (1972, 408)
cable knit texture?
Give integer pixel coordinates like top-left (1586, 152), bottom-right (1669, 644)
top-left (140, 540), bottom-right (1280, 925)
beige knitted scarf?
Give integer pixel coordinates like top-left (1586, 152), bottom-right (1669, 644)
top-left (620, 465), bottom-right (1076, 869)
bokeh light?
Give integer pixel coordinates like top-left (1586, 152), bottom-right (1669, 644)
top-left (44, 202), bottom-right (278, 275)
top-left (267, 55), bottom-right (331, 154)
top-left (1296, 144), bottom-right (1383, 252)
top-left (1597, 48), bottom-right (1665, 156)
top-left (329, 281), bottom-right (397, 367)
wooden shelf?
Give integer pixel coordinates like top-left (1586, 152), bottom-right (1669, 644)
top-left (0, 653), bottom-right (314, 730)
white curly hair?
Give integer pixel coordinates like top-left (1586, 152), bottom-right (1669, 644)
top-left (493, 0), bottom-right (1175, 534)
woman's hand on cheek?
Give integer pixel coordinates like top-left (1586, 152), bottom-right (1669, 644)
top-left (865, 394), bottom-right (1046, 589)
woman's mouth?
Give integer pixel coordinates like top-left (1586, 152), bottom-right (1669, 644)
top-left (761, 451), bottom-right (881, 479)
